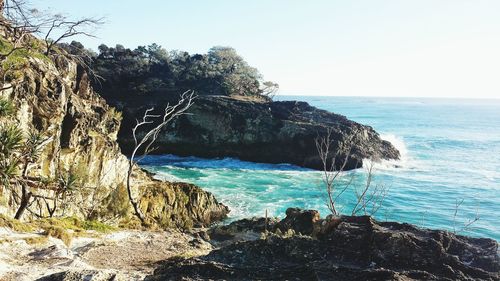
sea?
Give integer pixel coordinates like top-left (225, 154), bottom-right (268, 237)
top-left (139, 96), bottom-right (500, 241)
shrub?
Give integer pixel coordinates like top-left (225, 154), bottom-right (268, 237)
top-left (43, 225), bottom-right (72, 246)
top-left (24, 235), bottom-right (49, 245)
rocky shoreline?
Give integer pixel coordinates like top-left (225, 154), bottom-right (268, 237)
top-left (111, 95), bottom-right (400, 171)
top-left (1, 12), bottom-right (498, 281)
top-left (148, 208), bottom-right (500, 281)
top-left (0, 27), bottom-right (228, 227)
top-left (1, 208), bottom-right (497, 280)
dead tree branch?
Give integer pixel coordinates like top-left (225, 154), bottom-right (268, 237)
top-left (126, 90), bottom-right (196, 223)
top-left (315, 128), bottom-right (355, 216)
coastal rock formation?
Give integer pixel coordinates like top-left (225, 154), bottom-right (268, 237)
top-left (0, 28), bottom-right (228, 226)
top-left (114, 95), bottom-right (400, 170)
top-left (147, 208), bottom-right (500, 280)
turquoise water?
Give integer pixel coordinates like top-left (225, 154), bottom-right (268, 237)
top-left (140, 96), bottom-right (500, 241)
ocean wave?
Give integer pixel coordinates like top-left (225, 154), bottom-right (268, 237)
top-left (362, 134), bottom-right (413, 171)
top-left (139, 154), bottom-right (310, 171)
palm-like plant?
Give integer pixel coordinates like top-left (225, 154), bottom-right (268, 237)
top-left (20, 130), bottom-right (44, 176)
top-left (0, 124), bottom-right (23, 182)
top-left (0, 99), bottom-right (15, 117)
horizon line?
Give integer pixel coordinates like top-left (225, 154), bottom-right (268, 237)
top-left (276, 93), bottom-right (500, 101)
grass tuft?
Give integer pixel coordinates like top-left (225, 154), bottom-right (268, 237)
top-left (0, 214), bottom-right (34, 232)
top-left (24, 235), bottom-right (49, 245)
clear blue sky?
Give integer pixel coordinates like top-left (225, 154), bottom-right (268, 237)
top-left (32, 0), bottom-right (500, 99)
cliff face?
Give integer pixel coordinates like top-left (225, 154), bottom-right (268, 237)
top-left (7, 56), bottom-right (127, 191)
top-left (115, 96), bottom-right (400, 170)
top-left (0, 33), bottom-right (228, 226)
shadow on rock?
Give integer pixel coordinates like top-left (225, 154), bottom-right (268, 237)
top-left (146, 208), bottom-right (500, 281)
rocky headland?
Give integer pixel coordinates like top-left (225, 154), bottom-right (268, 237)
top-left (109, 95), bottom-right (400, 171)
top-left (3, 208), bottom-right (496, 280)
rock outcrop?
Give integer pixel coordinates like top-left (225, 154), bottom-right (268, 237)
top-left (147, 208), bottom-right (500, 280)
top-left (112, 95), bottom-right (400, 170)
top-left (0, 28), bottom-right (228, 227)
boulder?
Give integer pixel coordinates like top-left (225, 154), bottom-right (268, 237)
top-left (276, 208), bottom-right (320, 235)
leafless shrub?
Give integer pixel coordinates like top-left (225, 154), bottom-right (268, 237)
top-left (315, 128), bottom-right (355, 216)
top-left (316, 128), bottom-right (388, 217)
top-left (452, 198), bottom-right (480, 235)
top-left (351, 160), bottom-right (389, 216)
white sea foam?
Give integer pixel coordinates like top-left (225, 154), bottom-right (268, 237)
top-left (363, 134), bottom-right (412, 172)
top-left (381, 134), bottom-right (408, 158)
top-left (151, 170), bottom-right (183, 182)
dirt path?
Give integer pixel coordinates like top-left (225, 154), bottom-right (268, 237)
top-left (0, 227), bottom-right (212, 280)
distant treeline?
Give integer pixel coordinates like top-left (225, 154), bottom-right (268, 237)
top-left (60, 41), bottom-right (278, 101)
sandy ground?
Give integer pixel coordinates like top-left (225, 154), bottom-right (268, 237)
top-left (0, 227), bottom-right (212, 280)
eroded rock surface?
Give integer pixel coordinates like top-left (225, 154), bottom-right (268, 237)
top-left (147, 208), bottom-right (500, 281)
top-left (113, 95), bottom-right (400, 170)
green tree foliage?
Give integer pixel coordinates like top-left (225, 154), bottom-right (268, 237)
top-left (89, 43), bottom-right (278, 102)
top-left (0, 98), bottom-right (49, 219)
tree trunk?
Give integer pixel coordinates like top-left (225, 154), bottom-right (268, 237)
top-left (0, 0), bottom-right (5, 19)
top-left (126, 163), bottom-right (145, 223)
top-left (14, 184), bottom-right (31, 220)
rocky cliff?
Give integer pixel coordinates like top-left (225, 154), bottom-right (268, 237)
top-left (113, 95), bottom-right (400, 170)
top-left (0, 28), bottom-right (228, 227)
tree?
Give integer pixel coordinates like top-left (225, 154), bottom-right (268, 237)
top-left (0, 0), bottom-right (103, 57)
top-left (0, 98), bottom-right (49, 219)
top-left (261, 81), bottom-right (279, 100)
top-left (126, 91), bottom-right (196, 223)
top-left (208, 46), bottom-right (262, 96)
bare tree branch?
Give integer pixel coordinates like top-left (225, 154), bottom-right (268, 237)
top-left (126, 90), bottom-right (196, 223)
top-left (43, 16), bottom-right (104, 55)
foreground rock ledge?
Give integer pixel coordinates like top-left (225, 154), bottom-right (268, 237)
top-left (146, 208), bottom-right (500, 281)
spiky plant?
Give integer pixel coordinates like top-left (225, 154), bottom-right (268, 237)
top-left (20, 130), bottom-right (44, 168)
top-left (0, 124), bottom-right (22, 160)
top-left (0, 99), bottom-right (14, 117)
top-left (59, 168), bottom-right (82, 193)
top-left (0, 124), bottom-right (22, 187)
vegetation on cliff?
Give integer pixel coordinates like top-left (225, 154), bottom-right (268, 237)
top-left (0, 0), bottom-right (228, 228)
top-left (60, 41), bottom-right (279, 101)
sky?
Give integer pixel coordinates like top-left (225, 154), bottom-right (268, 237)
top-left (31, 0), bottom-right (500, 99)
